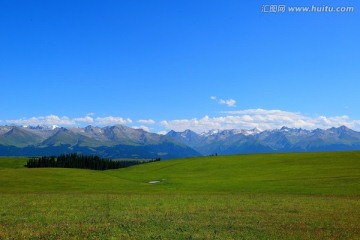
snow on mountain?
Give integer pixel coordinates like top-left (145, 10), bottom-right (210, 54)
top-left (200, 128), bottom-right (263, 137)
top-left (1, 124), bottom-right (360, 158)
top-left (25, 125), bottom-right (59, 130)
top-left (200, 129), bottom-right (220, 137)
top-left (0, 124), bottom-right (201, 159)
top-left (0, 126), bottom-right (12, 135)
top-left (242, 127), bottom-right (263, 135)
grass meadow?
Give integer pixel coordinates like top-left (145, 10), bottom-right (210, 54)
top-left (1, 152), bottom-right (360, 239)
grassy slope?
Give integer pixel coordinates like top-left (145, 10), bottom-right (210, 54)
top-left (0, 152), bottom-right (360, 239)
top-left (2, 152), bottom-right (359, 195)
top-left (110, 151), bottom-right (360, 195)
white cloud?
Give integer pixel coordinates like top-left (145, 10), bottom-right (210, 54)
top-left (6, 115), bottom-right (75, 126)
top-left (74, 116), bottom-right (94, 123)
top-left (211, 96), bottom-right (236, 107)
top-left (5, 115), bottom-right (132, 127)
top-left (95, 116), bottom-right (132, 125)
top-left (132, 125), bottom-right (150, 132)
top-left (219, 99), bottom-right (236, 107)
top-left (138, 119), bottom-right (156, 125)
top-left (157, 131), bottom-right (167, 135)
top-left (160, 109), bottom-right (360, 133)
top-left (4, 110), bottom-right (360, 134)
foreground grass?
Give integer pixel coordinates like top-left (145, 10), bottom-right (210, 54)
top-left (1, 152), bottom-right (360, 239)
top-left (1, 193), bottom-right (359, 239)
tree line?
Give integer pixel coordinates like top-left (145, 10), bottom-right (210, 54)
top-left (26, 153), bottom-right (160, 170)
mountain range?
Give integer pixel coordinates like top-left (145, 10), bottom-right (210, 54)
top-left (1, 125), bottom-right (360, 159)
top-left (0, 125), bottom-right (199, 159)
top-left (167, 126), bottom-right (360, 155)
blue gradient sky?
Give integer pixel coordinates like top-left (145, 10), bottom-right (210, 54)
top-left (1, 0), bottom-right (359, 132)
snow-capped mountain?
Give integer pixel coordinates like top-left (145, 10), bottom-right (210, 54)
top-left (166, 126), bottom-right (360, 155)
top-left (0, 125), bottom-right (200, 159)
top-left (200, 128), bottom-right (262, 137)
top-left (1, 125), bottom-right (360, 158)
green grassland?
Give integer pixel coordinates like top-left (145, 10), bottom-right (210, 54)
top-left (1, 152), bottom-right (360, 239)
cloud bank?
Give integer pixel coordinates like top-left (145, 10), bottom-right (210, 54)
top-left (132, 125), bottom-right (151, 132)
top-left (161, 109), bottom-right (360, 133)
top-left (3, 115), bottom-right (132, 127)
top-left (138, 119), bottom-right (156, 125)
top-left (2, 109), bottom-right (360, 133)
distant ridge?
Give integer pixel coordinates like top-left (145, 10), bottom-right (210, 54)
top-left (1, 125), bottom-right (360, 158)
top-left (166, 126), bottom-right (360, 155)
top-left (0, 125), bottom-right (200, 159)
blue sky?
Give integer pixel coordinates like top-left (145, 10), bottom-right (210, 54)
top-left (1, 0), bottom-right (359, 133)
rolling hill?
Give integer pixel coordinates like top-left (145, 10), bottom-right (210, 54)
top-left (1, 152), bottom-right (359, 239)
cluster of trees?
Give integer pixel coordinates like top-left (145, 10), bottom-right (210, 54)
top-left (208, 153), bottom-right (218, 157)
top-left (26, 153), bottom-right (160, 170)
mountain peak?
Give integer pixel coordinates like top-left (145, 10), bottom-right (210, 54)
top-left (201, 129), bottom-right (220, 137)
top-left (328, 125), bottom-right (354, 135)
top-left (183, 129), bottom-right (195, 133)
top-left (337, 125), bottom-right (351, 131)
top-left (248, 128), bottom-right (262, 135)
